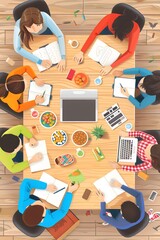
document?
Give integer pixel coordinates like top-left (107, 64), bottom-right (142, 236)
top-left (93, 169), bottom-right (127, 203)
top-left (113, 77), bottom-right (136, 98)
top-left (28, 81), bottom-right (52, 106)
top-left (25, 140), bottom-right (51, 172)
top-left (34, 172), bottom-right (68, 207)
top-left (33, 41), bottom-right (61, 72)
top-left (88, 39), bottom-right (120, 66)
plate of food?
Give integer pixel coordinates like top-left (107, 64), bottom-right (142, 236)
top-left (40, 111), bottom-right (57, 128)
top-left (74, 73), bottom-right (89, 88)
top-left (51, 130), bottom-right (67, 146)
top-left (71, 130), bottom-right (88, 147)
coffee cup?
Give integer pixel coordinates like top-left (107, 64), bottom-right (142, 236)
top-left (68, 40), bottom-right (79, 48)
top-left (76, 148), bottom-right (84, 157)
top-left (31, 108), bottom-right (39, 118)
top-left (125, 123), bottom-right (132, 132)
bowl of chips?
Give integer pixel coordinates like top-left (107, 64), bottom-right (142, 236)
top-left (51, 130), bottom-right (67, 146)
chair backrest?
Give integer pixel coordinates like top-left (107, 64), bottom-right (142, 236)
top-left (151, 70), bottom-right (160, 105)
top-left (0, 72), bottom-right (8, 84)
top-left (111, 3), bottom-right (145, 31)
top-left (13, 0), bottom-right (51, 22)
top-left (0, 128), bottom-right (9, 137)
top-left (117, 212), bottom-right (149, 238)
top-left (13, 210), bottom-right (45, 237)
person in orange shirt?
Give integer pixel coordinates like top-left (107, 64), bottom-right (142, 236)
top-left (0, 65), bottom-right (44, 112)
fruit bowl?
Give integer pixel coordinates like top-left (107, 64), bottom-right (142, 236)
top-left (51, 130), bottom-right (67, 146)
top-left (71, 130), bottom-right (88, 147)
top-left (40, 111), bottom-right (57, 128)
top-left (74, 73), bottom-right (89, 88)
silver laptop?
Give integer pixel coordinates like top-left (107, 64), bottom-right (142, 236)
top-left (117, 136), bottom-right (138, 165)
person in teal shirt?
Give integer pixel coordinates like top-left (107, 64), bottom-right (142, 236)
top-left (18, 178), bottom-right (78, 228)
top-left (113, 68), bottom-right (160, 109)
top-left (14, 7), bottom-right (66, 71)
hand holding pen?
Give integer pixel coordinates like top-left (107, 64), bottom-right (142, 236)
top-left (120, 83), bottom-right (130, 97)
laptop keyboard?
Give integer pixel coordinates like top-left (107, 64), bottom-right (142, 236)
top-left (120, 139), bottom-right (133, 160)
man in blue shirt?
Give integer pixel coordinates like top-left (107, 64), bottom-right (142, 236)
top-left (18, 178), bottom-right (78, 228)
top-left (97, 180), bottom-right (145, 230)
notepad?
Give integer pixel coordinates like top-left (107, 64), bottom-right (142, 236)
top-left (33, 41), bottom-right (61, 72)
top-left (88, 39), bottom-right (120, 66)
top-left (28, 81), bottom-right (52, 106)
top-left (113, 77), bottom-right (136, 98)
top-left (93, 169), bottom-right (127, 203)
top-left (33, 172), bottom-right (68, 207)
top-left (25, 140), bottom-right (51, 172)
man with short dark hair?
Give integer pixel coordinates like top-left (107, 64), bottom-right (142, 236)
top-left (18, 178), bottom-right (78, 227)
top-left (97, 180), bottom-right (145, 230)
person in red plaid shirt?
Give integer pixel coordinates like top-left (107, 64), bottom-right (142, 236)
top-left (113, 130), bottom-right (160, 172)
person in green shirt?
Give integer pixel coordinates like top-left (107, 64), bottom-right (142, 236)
top-left (0, 125), bottom-right (42, 173)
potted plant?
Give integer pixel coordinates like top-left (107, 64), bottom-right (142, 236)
top-left (91, 125), bottom-right (106, 139)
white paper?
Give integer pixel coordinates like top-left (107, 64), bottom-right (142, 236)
top-left (88, 39), bottom-right (120, 66)
top-left (113, 77), bottom-right (136, 98)
top-left (28, 81), bottom-right (52, 106)
top-left (25, 140), bottom-right (51, 172)
top-left (93, 169), bottom-right (127, 203)
top-left (33, 172), bottom-right (68, 207)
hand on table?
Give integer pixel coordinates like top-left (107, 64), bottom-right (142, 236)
top-left (41, 60), bottom-right (52, 69)
top-left (74, 51), bottom-right (84, 64)
top-left (96, 190), bottom-right (105, 202)
top-left (29, 137), bottom-right (38, 147)
top-left (35, 95), bottom-right (45, 105)
top-left (34, 77), bottom-right (45, 86)
top-left (29, 152), bottom-right (43, 164)
top-left (110, 179), bottom-right (122, 188)
top-left (57, 59), bottom-right (66, 72)
top-left (68, 183), bottom-right (79, 193)
top-left (120, 86), bottom-right (130, 97)
top-left (46, 184), bottom-right (57, 192)
top-left (112, 70), bottom-right (123, 77)
top-left (100, 66), bottom-right (112, 76)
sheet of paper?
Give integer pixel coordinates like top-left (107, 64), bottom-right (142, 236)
top-left (33, 48), bottom-right (50, 72)
top-left (25, 140), bottom-right (51, 172)
top-left (28, 81), bottom-right (52, 106)
top-left (46, 42), bottom-right (61, 64)
top-left (113, 77), bottom-right (136, 98)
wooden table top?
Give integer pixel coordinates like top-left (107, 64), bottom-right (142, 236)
top-left (23, 35), bottom-right (135, 209)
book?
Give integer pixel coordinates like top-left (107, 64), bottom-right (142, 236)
top-left (33, 172), bottom-right (68, 208)
top-left (25, 140), bottom-right (51, 172)
top-left (33, 41), bottom-right (61, 72)
top-left (88, 39), bottom-right (120, 66)
top-left (93, 169), bottom-right (127, 203)
top-left (28, 80), bottom-right (52, 106)
top-left (113, 77), bottom-right (136, 98)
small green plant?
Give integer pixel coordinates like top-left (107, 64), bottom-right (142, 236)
top-left (91, 125), bottom-right (106, 139)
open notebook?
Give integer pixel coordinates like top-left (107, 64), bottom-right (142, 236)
top-left (88, 39), bottom-right (120, 66)
top-left (33, 172), bottom-right (68, 208)
top-left (93, 169), bottom-right (127, 203)
top-left (28, 81), bottom-right (52, 106)
top-left (25, 140), bottom-right (51, 172)
top-left (113, 77), bottom-right (136, 98)
top-left (33, 41), bottom-right (61, 72)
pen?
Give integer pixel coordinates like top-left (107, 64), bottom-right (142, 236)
top-left (42, 90), bottom-right (46, 97)
top-left (120, 83), bottom-right (126, 92)
top-left (53, 187), bottom-right (65, 194)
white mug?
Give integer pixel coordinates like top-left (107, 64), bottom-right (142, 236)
top-left (68, 40), bottom-right (79, 48)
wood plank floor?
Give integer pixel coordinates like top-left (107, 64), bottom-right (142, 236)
top-left (0, 0), bottom-right (160, 239)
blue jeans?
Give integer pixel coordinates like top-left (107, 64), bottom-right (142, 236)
top-left (12, 134), bottom-right (23, 163)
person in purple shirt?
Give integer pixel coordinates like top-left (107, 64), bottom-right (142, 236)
top-left (97, 180), bottom-right (145, 230)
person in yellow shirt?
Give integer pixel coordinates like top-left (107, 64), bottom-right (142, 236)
top-left (0, 65), bottom-right (45, 112)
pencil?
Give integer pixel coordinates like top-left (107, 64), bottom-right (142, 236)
top-left (53, 187), bottom-right (65, 194)
top-left (42, 90), bottom-right (46, 97)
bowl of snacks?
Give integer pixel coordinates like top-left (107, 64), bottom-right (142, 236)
top-left (74, 73), bottom-right (89, 88)
top-left (71, 130), bottom-right (88, 147)
top-left (51, 130), bottom-right (67, 146)
top-left (40, 111), bottom-right (57, 128)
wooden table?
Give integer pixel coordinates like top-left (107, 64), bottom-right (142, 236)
top-left (23, 35), bottom-right (135, 209)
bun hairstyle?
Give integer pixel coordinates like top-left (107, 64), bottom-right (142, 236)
top-left (20, 7), bottom-right (43, 49)
top-left (0, 134), bottom-right (20, 153)
top-left (112, 10), bottom-right (136, 41)
top-left (151, 144), bottom-right (160, 173)
top-left (0, 75), bottom-right (24, 98)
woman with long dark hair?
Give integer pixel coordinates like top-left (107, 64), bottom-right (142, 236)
top-left (14, 7), bottom-right (66, 71)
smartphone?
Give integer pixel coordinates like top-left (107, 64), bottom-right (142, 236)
top-left (148, 190), bottom-right (158, 201)
top-left (66, 69), bottom-right (75, 80)
top-left (82, 189), bottom-right (91, 200)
